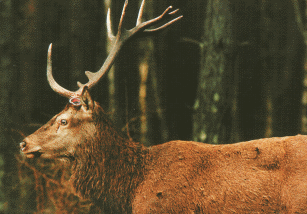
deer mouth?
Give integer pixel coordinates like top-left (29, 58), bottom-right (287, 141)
top-left (25, 151), bottom-right (42, 158)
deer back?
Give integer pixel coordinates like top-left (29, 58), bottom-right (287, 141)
top-left (133, 135), bottom-right (307, 213)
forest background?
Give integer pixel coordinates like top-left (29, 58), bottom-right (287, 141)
top-left (0, 0), bottom-right (306, 213)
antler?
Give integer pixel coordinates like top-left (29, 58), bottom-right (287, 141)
top-left (47, 0), bottom-right (182, 99)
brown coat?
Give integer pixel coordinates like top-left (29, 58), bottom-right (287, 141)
top-left (21, 91), bottom-right (307, 213)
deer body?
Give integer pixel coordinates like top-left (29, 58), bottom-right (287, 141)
top-left (22, 97), bottom-right (307, 213)
top-left (19, 0), bottom-right (307, 213)
top-left (135, 137), bottom-right (301, 213)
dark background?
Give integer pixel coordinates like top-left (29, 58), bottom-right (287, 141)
top-left (0, 0), bottom-right (306, 212)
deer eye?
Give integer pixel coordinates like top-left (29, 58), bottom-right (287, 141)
top-left (60, 119), bottom-right (68, 125)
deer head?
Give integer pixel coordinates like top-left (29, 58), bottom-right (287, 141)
top-left (20, 0), bottom-right (182, 160)
top-left (20, 87), bottom-right (97, 160)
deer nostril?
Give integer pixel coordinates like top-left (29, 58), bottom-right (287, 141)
top-left (20, 142), bottom-right (26, 151)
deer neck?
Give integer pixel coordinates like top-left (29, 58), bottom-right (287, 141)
top-left (70, 121), bottom-right (148, 211)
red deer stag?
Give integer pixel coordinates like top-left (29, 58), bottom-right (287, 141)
top-left (20, 0), bottom-right (307, 213)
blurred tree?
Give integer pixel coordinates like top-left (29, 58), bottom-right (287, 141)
top-left (0, 0), bottom-right (20, 212)
top-left (192, 0), bottom-right (233, 144)
top-left (258, 0), bottom-right (303, 139)
top-left (193, 0), bottom-right (304, 144)
top-left (17, 0), bottom-right (41, 122)
top-left (293, 0), bottom-right (307, 134)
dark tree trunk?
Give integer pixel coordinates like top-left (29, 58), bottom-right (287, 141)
top-left (192, 0), bottom-right (234, 144)
top-left (293, 0), bottom-right (307, 134)
top-left (0, 0), bottom-right (20, 212)
top-left (193, 0), bottom-right (304, 145)
top-left (259, 0), bottom-right (303, 138)
top-left (231, 0), bottom-right (263, 143)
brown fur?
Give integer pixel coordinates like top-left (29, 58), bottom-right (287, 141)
top-left (21, 90), bottom-right (307, 213)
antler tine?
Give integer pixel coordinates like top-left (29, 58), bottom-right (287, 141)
top-left (144, 13), bottom-right (183, 34)
top-left (107, 8), bottom-right (115, 41)
top-left (117, 0), bottom-right (129, 38)
top-left (136, 6), bottom-right (183, 35)
top-left (47, 44), bottom-right (77, 98)
top-left (136, 0), bottom-right (146, 26)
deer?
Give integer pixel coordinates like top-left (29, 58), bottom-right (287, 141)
top-left (20, 0), bottom-right (307, 213)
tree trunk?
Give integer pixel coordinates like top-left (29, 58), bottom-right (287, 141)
top-left (231, 0), bottom-right (263, 143)
top-left (193, 0), bottom-right (233, 144)
top-left (293, 0), bottom-right (307, 135)
top-left (0, 0), bottom-right (20, 212)
top-left (260, 0), bottom-right (303, 138)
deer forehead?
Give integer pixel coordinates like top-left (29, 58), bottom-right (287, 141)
top-left (58, 108), bottom-right (92, 121)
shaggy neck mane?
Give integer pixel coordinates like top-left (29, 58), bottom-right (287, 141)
top-left (70, 107), bottom-right (148, 213)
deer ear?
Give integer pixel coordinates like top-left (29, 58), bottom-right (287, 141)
top-left (80, 86), bottom-right (95, 110)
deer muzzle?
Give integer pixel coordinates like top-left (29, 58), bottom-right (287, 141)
top-left (20, 141), bottom-right (42, 158)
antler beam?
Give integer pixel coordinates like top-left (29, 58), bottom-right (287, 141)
top-left (47, 0), bottom-right (182, 99)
